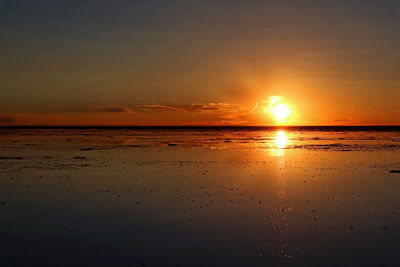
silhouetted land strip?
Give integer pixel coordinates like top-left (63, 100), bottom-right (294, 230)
top-left (0, 126), bottom-right (400, 131)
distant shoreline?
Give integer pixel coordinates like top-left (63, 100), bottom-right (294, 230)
top-left (0, 125), bottom-right (400, 131)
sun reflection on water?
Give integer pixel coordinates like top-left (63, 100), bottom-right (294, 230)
top-left (270, 131), bottom-right (289, 156)
top-left (275, 131), bottom-right (288, 149)
top-left (265, 130), bottom-right (293, 261)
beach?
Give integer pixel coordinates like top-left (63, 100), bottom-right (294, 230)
top-left (1, 127), bottom-right (400, 266)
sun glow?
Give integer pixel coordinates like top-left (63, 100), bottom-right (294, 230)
top-left (266, 96), bottom-right (292, 123)
top-left (271, 104), bottom-right (291, 122)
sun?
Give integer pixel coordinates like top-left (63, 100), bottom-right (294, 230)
top-left (264, 96), bottom-right (292, 123)
top-left (271, 104), bottom-right (291, 122)
top-left (257, 96), bottom-right (293, 124)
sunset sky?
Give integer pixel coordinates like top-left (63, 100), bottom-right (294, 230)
top-left (1, 0), bottom-right (400, 125)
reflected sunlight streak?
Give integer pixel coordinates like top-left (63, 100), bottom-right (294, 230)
top-left (270, 131), bottom-right (289, 156)
top-left (275, 131), bottom-right (288, 149)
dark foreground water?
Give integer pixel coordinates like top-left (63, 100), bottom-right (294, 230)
top-left (0, 127), bottom-right (399, 266)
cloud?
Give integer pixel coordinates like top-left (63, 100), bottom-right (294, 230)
top-left (215, 113), bottom-right (249, 125)
top-left (91, 106), bottom-right (133, 113)
top-left (132, 103), bottom-right (241, 113)
top-left (251, 96), bottom-right (282, 113)
top-left (129, 102), bottom-right (253, 125)
top-left (0, 115), bottom-right (15, 123)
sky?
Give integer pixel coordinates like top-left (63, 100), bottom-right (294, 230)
top-left (1, 0), bottom-right (400, 125)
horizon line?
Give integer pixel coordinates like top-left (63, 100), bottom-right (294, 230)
top-left (1, 125), bottom-right (400, 128)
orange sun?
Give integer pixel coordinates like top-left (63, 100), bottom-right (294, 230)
top-left (271, 104), bottom-right (291, 122)
top-left (266, 96), bottom-right (292, 123)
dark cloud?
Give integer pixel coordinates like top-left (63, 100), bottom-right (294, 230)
top-left (91, 106), bottom-right (133, 113)
top-left (132, 103), bottom-right (241, 113)
top-left (0, 115), bottom-right (15, 123)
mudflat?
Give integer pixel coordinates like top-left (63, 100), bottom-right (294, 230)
top-left (0, 127), bottom-right (399, 266)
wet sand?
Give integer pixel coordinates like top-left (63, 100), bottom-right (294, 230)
top-left (0, 128), bottom-right (400, 266)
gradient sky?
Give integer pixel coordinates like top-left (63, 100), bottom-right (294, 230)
top-left (1, 0), bottom-right (400, 125)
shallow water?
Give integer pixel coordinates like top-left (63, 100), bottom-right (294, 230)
top-left (0, 128), bottom-right (400, 266)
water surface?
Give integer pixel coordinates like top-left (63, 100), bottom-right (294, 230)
top-left (0, 127), bottom-right (399, 266)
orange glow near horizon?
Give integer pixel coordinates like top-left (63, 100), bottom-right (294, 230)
top-left (1, 93), bottom-right (399, 126)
